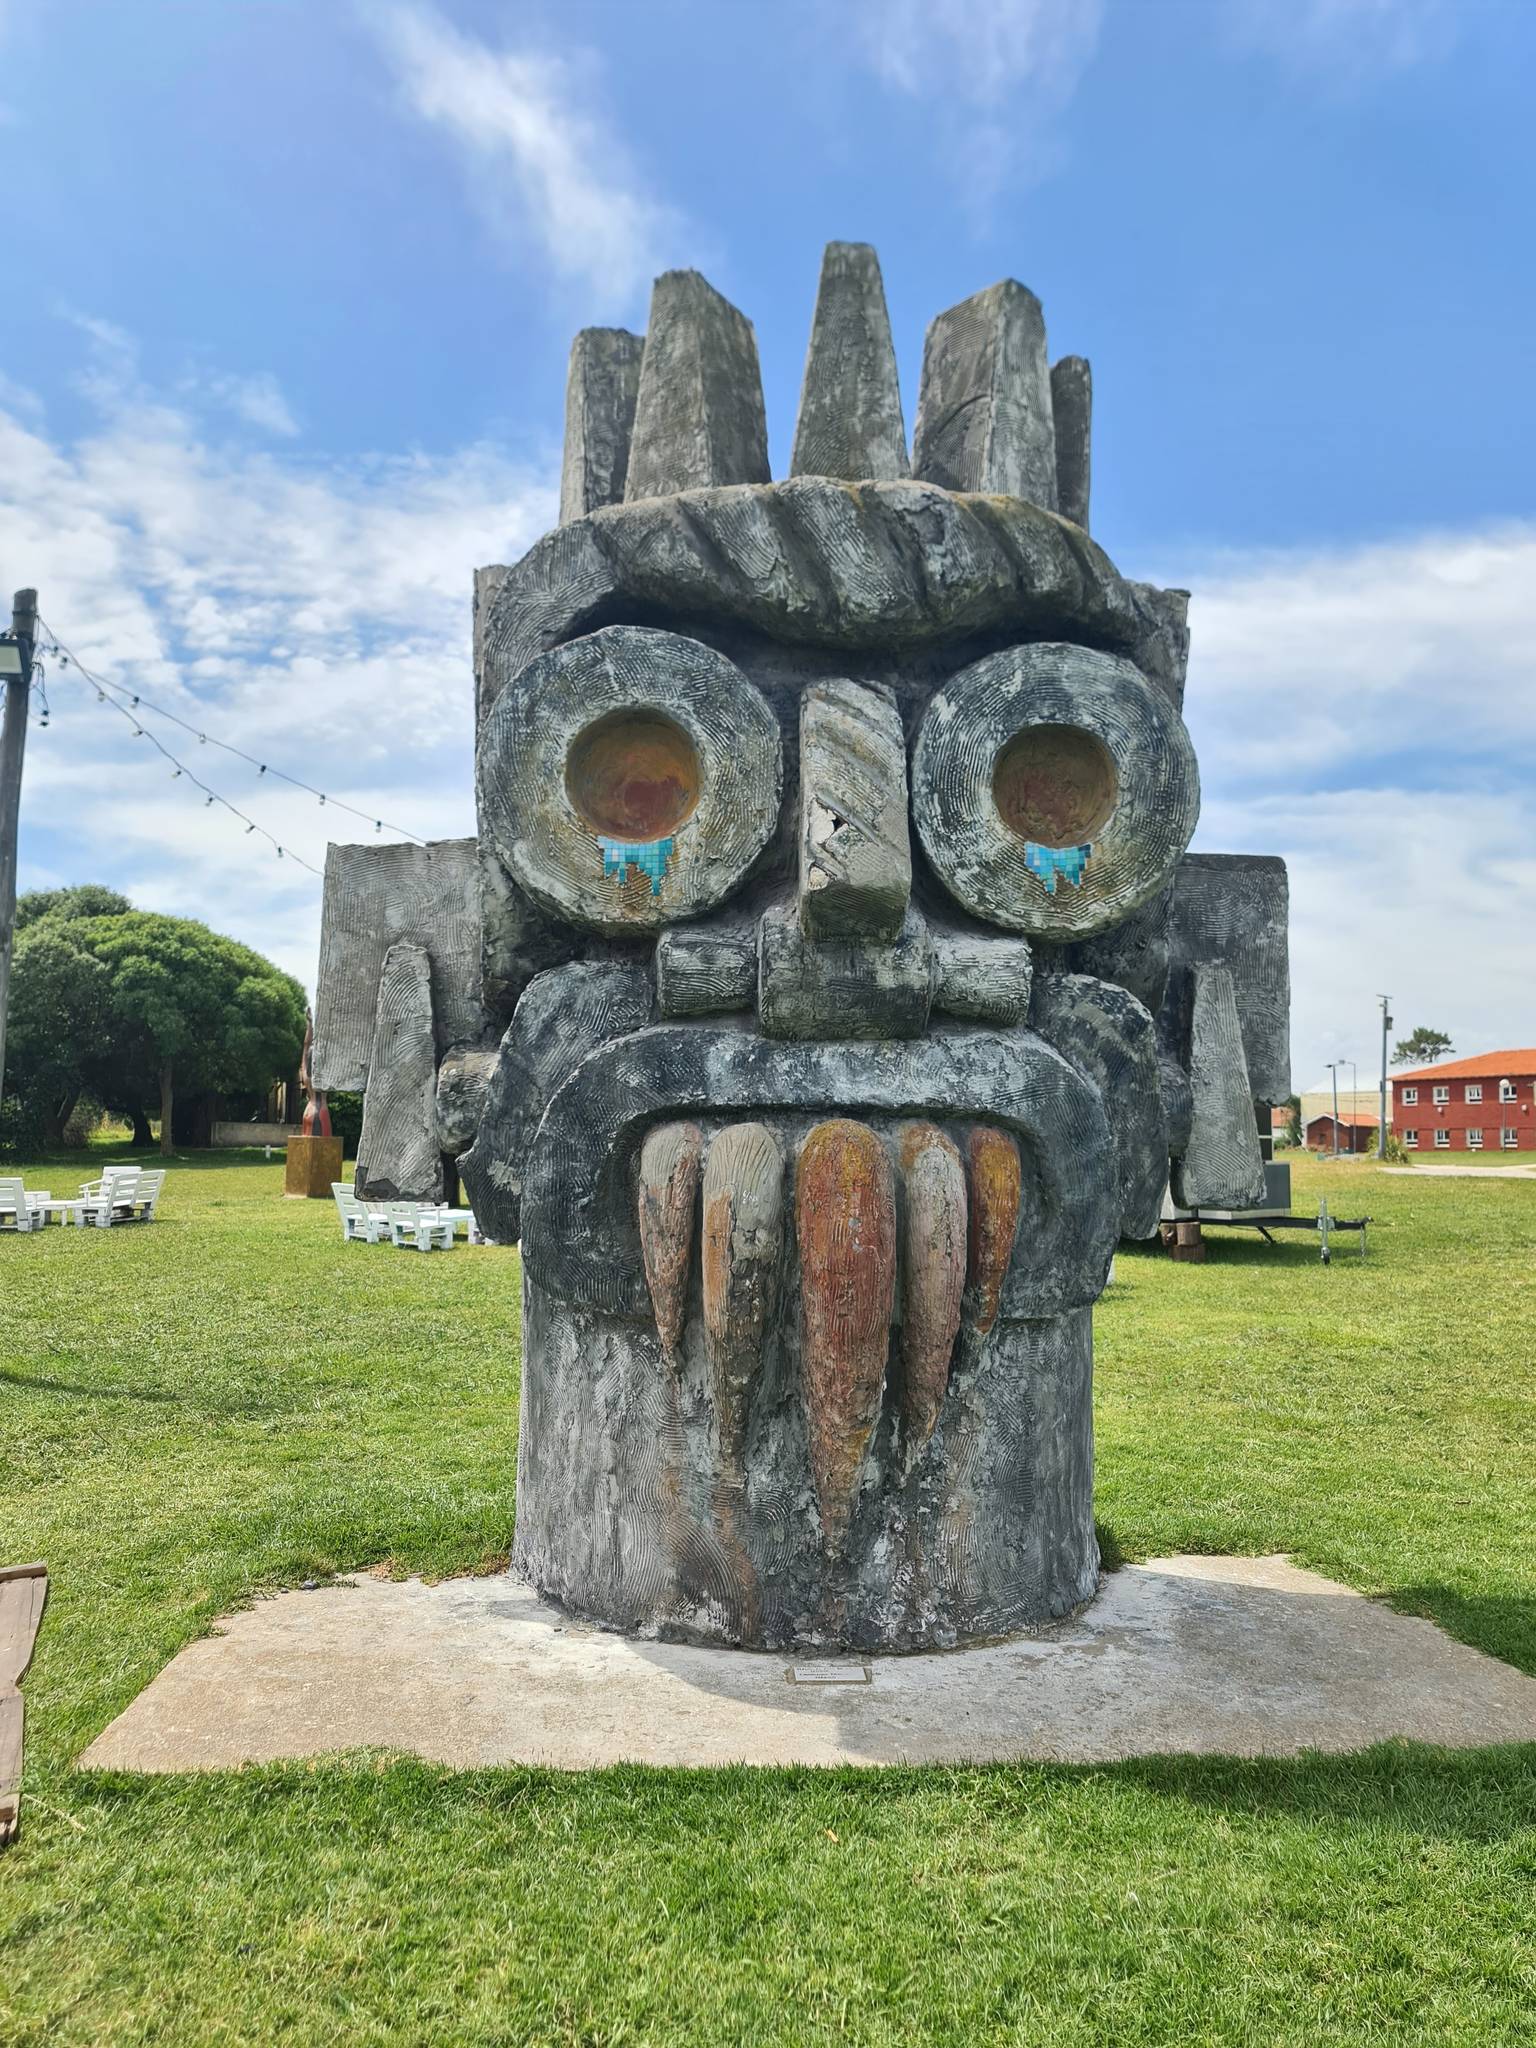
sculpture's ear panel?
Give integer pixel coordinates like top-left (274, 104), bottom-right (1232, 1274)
top-left (478, 624), bottom-right (782, 934)
top-left (911, 642), bottom-right (1200, 940)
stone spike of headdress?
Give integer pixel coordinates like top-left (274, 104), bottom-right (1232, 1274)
top-left (790, 242), bottom-right (909, 482)
top-left (912, 278), bottom-right (1058, 509)
top-left (560, 327), bottom-right (644, 524)
top-left (623, 270), bottom-right (771, 503)
top-left (1051, 354), bottom-right (1092, 531)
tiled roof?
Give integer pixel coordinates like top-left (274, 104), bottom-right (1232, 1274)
top-left (1392, 1049), bottom-right (1536, 1084)
top-left (1308, 1112), bottom-right (1377, 1128)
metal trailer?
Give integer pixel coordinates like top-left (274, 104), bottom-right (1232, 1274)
top-left (1161, 1161), bottom-right (1370, 1263)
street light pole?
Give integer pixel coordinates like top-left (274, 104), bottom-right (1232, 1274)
top-left (1327, 1061), bottom-right (1340, 1156)
top-left (0, 588), bottom-right (39, 1110)
top-left (1377, 995), bottom-right (1392, 1159)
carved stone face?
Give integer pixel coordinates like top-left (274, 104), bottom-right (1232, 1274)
top-left (450, 247), bottom-right (1287, 1651)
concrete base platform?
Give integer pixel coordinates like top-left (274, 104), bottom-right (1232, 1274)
top-left (80, 1557), bottom-right (1536, 1771)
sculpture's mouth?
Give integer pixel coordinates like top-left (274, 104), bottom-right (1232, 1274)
top-left (517, 1025), bottom-right (1119, 1326)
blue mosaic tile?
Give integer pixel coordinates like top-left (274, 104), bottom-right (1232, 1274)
top-left (1023, 841), bottom-right (1092, 894)
top-left (598, 835), bottom-right (676, 896)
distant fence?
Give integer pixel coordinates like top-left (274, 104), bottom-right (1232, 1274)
top-left (211, 1122), bottom-right (299, 1149)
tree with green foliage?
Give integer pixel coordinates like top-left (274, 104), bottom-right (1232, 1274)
top-left (13, 884), bottom-right (132, 933)
top-left (1392, 1026), bottom-right (1455, 1068)
top-left (3, 891), bottom-right (306, 1154)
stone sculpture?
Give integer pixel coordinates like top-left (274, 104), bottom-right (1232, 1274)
top-left (316, 242), bottom-right (1290, 1651)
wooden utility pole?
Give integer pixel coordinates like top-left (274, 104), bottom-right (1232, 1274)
top-left (0, 588), bottom-right (39, 1109)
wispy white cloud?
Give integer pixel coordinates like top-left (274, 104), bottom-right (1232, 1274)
top-left (1153, 524), bottom-right (1536, 1086)
top-left (1231, 0), bottom-right (1458, 77)
top-left (0, 326), bottom-right (556, 995)
top-left (198, 371), bottom-right (300, 439)
top-left (367, 3), bottom-right (682, 310)
top-left (852, 0), bottom-right (1104, 203)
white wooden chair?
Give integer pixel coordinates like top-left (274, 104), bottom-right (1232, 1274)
top-left (58, 1166), bottom-right (140, 1229)
top-left (387, 1204), bottom-right (456, 1252)
top-left (122, 1169), bottom-right (166, 1221)
top-left (332, 1183), bottom-right (389, 1243)
top-left (0, 1176), bottom-right (50, 1232)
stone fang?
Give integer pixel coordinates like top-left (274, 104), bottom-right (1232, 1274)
top-left (898, 1125), bottom-right (968, 1454)
top-left (701, 1123), bottom-right (784, 1481)
top-left (795, 1121), bottom-right (897, 1557)
top-left (913, 279), bottom-right (1057, 506)
top-left (637, 1123), bottom-right (704, 1364)
top-left (964, 1127), bottom-right (1023, 1337)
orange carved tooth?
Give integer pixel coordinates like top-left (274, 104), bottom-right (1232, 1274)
top-left (638, 1122), bottom-right (703, 1363)
top-left (795, 1119), bottom-right (896, 1555)
top-left (965, 1126), bottom-right (1022, 1336)
top-left (702, 1123), bottom-right (783, 1480)
top-left (898, 1123), bottom-right (967, 1451)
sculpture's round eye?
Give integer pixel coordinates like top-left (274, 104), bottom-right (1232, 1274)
top-left (912, 643), bottom-right (1199, 939)
top-left (479, 624), bottom-right (781, 932)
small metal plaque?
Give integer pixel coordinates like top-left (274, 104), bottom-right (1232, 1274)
top-left (786, 1663), bottom-right (872, 1686)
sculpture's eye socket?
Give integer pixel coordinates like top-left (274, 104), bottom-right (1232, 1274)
top-left (566, 710), bottom-right (702, 841)
top-left (912, 642), bottom-right (1200, 940)
top-left (991, 723), bottom-right (1118, 848)
top-left (478, 623), bottom-right (782, 934)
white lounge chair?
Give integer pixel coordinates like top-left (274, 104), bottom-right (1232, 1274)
top-left (124, 1169), bottom-right (166, 1221)
top-left (332, 1182), bottom-right (385, 1243)
top-left (387, 1204), bottom-right (456, 1252)
top-left (57, 1166), bottom-right (140, 1229)
top-left (0, 1176), bottom-right (51, 1232)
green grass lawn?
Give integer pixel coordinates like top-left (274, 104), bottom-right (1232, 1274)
top-left (2, 1146), bottom-right (1534, 2045)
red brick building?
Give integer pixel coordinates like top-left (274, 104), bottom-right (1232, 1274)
top-left (1305, 1112), bottom-right (1377, 1153)
top-left (1391, 1049), bottom-right (1536, 1153)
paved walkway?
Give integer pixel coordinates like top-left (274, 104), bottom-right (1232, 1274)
top-left (1382, 1164), bottom-right (1536, 1178)
top-left (80, 1556), bottom-right (1536, 1771)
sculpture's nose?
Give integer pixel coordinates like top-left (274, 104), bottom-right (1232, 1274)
top-left (755, 680), bottom-right (925, 1040)
top-left (795, 679), bottom-right (912, 941)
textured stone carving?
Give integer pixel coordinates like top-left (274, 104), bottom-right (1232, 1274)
top-left (1051, 355), bottom-right (1092, 530)
top-left (560, 327), bottom-right (644, 523)
top-left (324, 240), bottom-right (1291, 1652)
top-left (624, 271), bottom-right (770, 502)
top-left (1171, 964), bottom-right (1267, 1210)
top-left (312, 838), bottom-right (485, 1094)
top-left (434, 1046), bottom-right (499, 1157)
top-left (797, 1121), bottom-right (897, 1561)
top-left (790, 242), bottom-right (909, 483)
top-left (1163, 854), bottom-right (1291, 1105)
top-left (798, 680), bottom-right (911, 942)
top-left (914, 280), bottom-right (1057, 506)
top-left (354, 941), bottom-right (442, 1202)
top-left (913, 642), bottom-right (1201, 941)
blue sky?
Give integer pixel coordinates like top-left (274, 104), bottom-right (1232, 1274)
top-left (2, 0), bottom-right (1532, 1090)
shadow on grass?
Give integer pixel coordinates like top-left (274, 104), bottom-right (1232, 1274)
top-left (1382, 1584), bottom-right (1536, 1679)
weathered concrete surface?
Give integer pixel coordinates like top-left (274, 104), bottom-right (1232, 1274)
top-left (1163, 854), bottom-right (1291, 1106)
top-left (912, 642), bottom-right (1200, 942)
top-left (312, 839), bottom-right (485, 1095)
top-left (790, 242), bottom-right (909, 483)
top-left (624, 271), bottom-right (770, 502)
top-left (798, 680), bottom-right (911, 941)
top-left (1050, 355), bottom-right (1092, 530)
top-left (354, 941), bottom-right (442, 1204)
top-left (560, 327), bottom-right (644, 523)
top-left (1172, 963), bottom-right (1266, 1211)
top-left (81, 1556), bottom-right (1536, 1772)
top-left (913, 281), bottom-right (1057, 506)
top-left (475, 477), bottom-right (1192, 728)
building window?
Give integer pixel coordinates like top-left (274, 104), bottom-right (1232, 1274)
top-left (1402, 1087), bottom-right (1418, 1104)
top-left (1433, 1086), bottom-right (1450, 1105)
top-left (1467, 1128), bottom-right (1484, 1149)
top-left (1466, 1083), bottom-right (1483, 1103)
top-left (1403, 1129), bottom-right (1418, 1147)
top-left (1503, 1128), bottom-right (1520, 1149)
top-left (1500, 1080), bottom-right (1517, 1103)
top-left (1434, 1129), bottom-right (1450, 1148)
